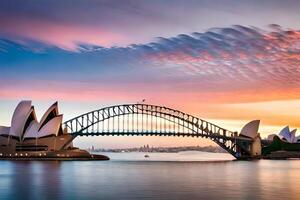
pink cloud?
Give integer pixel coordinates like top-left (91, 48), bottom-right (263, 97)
top-left (1, 25), bottom-right (300, 111)
top-left (142, 26), bottom-right (300, 95)
top-left (0, 17), bottom-right (129, 50)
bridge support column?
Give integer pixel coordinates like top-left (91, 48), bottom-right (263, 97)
top-left (250, 135), bottom-right (261, 158)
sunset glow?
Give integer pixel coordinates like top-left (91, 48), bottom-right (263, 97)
top-left (1, 0), bottom-right (300, 148)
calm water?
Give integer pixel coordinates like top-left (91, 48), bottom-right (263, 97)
top-left (0, 152), bottom-right (300, 200)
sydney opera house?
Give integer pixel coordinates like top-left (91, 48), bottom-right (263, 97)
top-left (222, 120), bottom-right (300, 158)
top-left (262, 126), bottom-right (300, 157)
top-left (0, 101), bottom-right (108, 160)
top-left (267, 126), bottom-right (299, 143)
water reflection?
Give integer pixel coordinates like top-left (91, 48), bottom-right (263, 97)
top-left (0, 152), bottom-right (300, 200)
top-left (0, 161), bottom-right (62, 200)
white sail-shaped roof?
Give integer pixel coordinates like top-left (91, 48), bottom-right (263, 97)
top-left (37, 115), bottom-right (63, 138)
top-left (9, 101), bottom-right (33, 138)
top-left (23, 120), bottom-right (39, 139)
top-left (290, 129), bottom-right (297, 143)
top-left (38, 102), bottom-right (58, 131)
top-left (278, 126), bottom-right (292, 142)
top-left (239, 120), bottom-right (260, 139)
top-left (0, 126), bottom-right (10, 135)
top-left (0, 101), bottom-right (65, 140)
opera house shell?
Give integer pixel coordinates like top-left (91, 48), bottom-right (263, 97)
top-left (0, 101), bottom-right (108, 160)
top-left (267, 126), bottom-right (299, 143)
top-left (262, 126), bottom-right (300, 157)
top-left (238, 120), bottom-right (261, 156)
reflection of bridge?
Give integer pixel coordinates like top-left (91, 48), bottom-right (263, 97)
top-left (63, 104), bottom-right (254, 159)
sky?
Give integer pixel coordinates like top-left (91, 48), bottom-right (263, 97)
top-left (0, 0), bottom-right (300, 148)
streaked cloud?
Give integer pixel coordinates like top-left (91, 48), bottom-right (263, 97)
top-left (1, 0), bottom-right (300, 49)
top-left (143, 25), bottom-right (300, 90)
top-left (2, 25), bottom-right (300, 104)
top-left (0, 17), bottom-right (127, 50)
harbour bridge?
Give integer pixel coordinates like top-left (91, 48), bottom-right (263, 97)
top-left (63, 104), bottom-right (255, 159)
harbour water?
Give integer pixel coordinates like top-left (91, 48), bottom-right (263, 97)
top-left (0, 151), bottom-right (300, 200)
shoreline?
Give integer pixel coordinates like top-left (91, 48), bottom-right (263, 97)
top-left (0, 154), bottom-right (109, 161)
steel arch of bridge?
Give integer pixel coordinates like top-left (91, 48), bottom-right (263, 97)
top-left (63, 104), bottom-right (252, 158)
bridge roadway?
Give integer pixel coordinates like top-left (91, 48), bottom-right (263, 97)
top-left (63, 104), bottom-right (254, 159)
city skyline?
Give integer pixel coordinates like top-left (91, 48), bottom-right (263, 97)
top-left (1, 0), bottom-right (300, 148)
